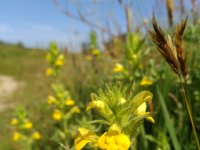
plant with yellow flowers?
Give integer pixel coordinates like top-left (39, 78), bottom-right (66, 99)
top-left (45, 42), bottom-right (81, 146)
top-left (74, 84), bottom-right (154, 150)
top-left (45, 42), bottom-right (64, 77)
top-left (10, 107), bottom-right (41, 150)
top-left (47, 83), bottom-right (81, 144)
top-left (112, 32), bottom-right (155, 87)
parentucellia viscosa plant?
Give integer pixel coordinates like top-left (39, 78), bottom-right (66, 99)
top-left (10, 107), bottom-right (41, 150)
top-left (45, 43), bottom-right (81, 147)
top-left (74, 85), bottom-right (155, 150)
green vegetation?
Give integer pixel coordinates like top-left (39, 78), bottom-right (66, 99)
top-left (0, 11), bottom-right (200, 150)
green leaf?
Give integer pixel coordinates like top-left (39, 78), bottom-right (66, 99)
top-left (85, 119), bottom-right (110, 125)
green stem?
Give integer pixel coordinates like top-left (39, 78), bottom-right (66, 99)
top-left (180, 79), bottom-right (200, 150)
top-left (63, 118), bottom-right (67, 142)
top-left (140, 125), bottom-right (148, 149)
top-left (157, 87), bottom-right (181, 150)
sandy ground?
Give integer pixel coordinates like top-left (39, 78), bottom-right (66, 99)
top-left (0, 75), bottom-right (23, 112)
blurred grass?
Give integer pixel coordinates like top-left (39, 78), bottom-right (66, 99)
top-left (0, 43), bottom-right (48, 149)
top-left (0, 43), bottom-right (113, 149)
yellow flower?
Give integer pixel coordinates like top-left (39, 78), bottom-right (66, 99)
top-left (135, 102), bottom-right (155, 123)
top-left (112, 63), bottom-right (124, 73)
top-left (146, 116), bottom-right (155, 123)
top-left (97, 124), bottom-right (130, 150)
top-left (65, 99), bottom-right (75, 106)
top-left (10, 118), bottom-right (18, 126)
top-left (23, 121), bottom-right (33, 129)
top-left (32, 131), bottom-right (41, 140)
top-left (45, 68), bottom-right (53, 76)
top-left (86, 100), bottom-right (105, 112)
top-left (140, 76), bottom-right (153, 86)
top-left (135, 102), bottom-right (147, 115)
top-left (12, 132), bottom-right (21, 141)
top-left (47, 95), bottom-right (56, 105)
top-left (71, 106), bottom-right (81, 113)
top-left (91, 48), bottom-right (100, 56)
top-left (85, 55), bottom-right (92, 61)
top-left (86, 100), bottom-right (113, 116)
top-left (75, 128), bottom-right (98, 150)
top-left (119, 98), bottom-right (126, 105)
top-left (52, 109), bottom-right (62, 121)
top-left (55, 54), bottom-right (64, 66)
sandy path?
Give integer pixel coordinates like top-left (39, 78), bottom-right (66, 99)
top-left (0, 75), bottom-right (23, 111)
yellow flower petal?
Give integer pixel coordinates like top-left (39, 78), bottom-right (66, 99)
top-left (32, 131), bottom-right (41, 140)
top-left (107, 144), bottom-right (118, 150)
top-left (78, 128), bottom-right (90, 136)
top-left (47, 95), bottom-right (56, 105)
top-left (45, 68), bottom-right (53, 76)
top-left (12, 132), bottom-right (21, 141)
top-left (93, 100), bottom-right (105, 110)
top-left (75, 128), bottom-right (98, 150)
top-left (97, 132), bottom-right (107, 149)
top-left (23, 121), bottom-right (33, 129)
top-left (86, 100), bottom-right (105, 112)
top-left (146, 116), bottom-right (155, 123)
top-left (98, 124), bottom-right (130, 150)
top-left (10, 118), bottom-right (18, 126)
top-left (119, 98), bottom-right (126, 104)
top-left (55, 54), bottom-right (64, 66)
top-left (112, 63), bottom-right (124, 73)
top-left (75, 138), bottom-right (91, 150)
top-left (116, 134), bottom-right (131, 150)
top-left (91, 49), bottom-right (100, 56)
top-left (65, 99), bottom-right (75, 106)
top-left (71, 106), bottom-right (81, 113)
top-left (52, 109), bottom-right (62, 121)
top-left (140, 77), bottom-right (153, 86)
top-left (135, 102), bottom-right (155, 124)
top-left (135, 102), bottom-right (147, 115)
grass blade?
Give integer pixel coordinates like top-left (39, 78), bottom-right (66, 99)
top-left (157, 86), bottom-right (181, 150)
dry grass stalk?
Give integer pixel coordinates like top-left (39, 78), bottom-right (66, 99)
top-left (191, 0), bottom-right (197, 23)
top-left (150, 16), bottom-right (200, 150)
top-left (125, 5), bottom-right (132, 33)
top-left (180, 0), bottom-right (185, 15)
top-left (166, 0), bottom-right (174, 27)
top-left (149, 15), bottom-right (188, 80)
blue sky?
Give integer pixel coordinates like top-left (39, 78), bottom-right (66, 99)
top-left (0, 0), bottom-right (198, 50)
